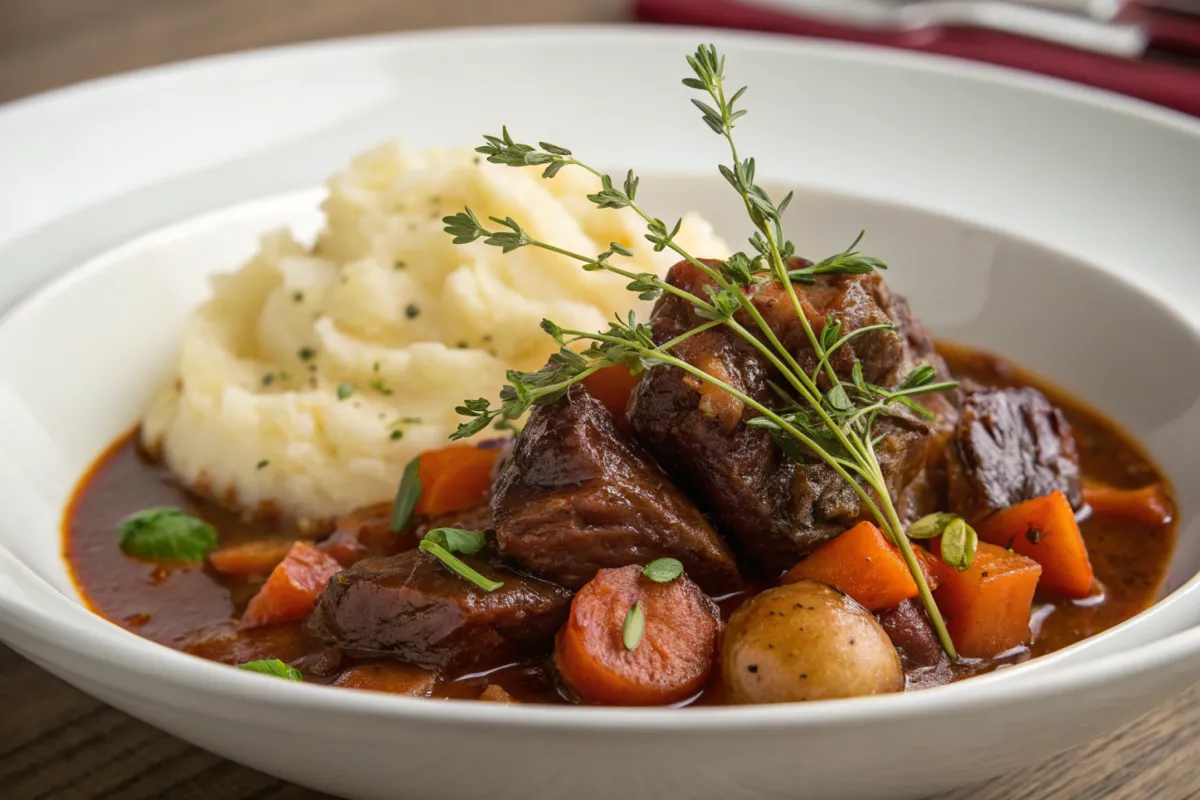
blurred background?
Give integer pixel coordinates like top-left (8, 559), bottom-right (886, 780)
top-left (3, 0), bottom-right (1197, 111)
top-left (0, 0), bottom-right (626, 102)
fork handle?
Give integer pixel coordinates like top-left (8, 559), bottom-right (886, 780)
top-left (636, 0), bottom-right (1200, 117)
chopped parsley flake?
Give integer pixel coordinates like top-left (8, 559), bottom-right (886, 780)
top-left (298, 347), bottom-right (316, 361)
top-left (406, 303), bottom-right (421, 319)
top-left (337, 383), bottom-right (356, 400)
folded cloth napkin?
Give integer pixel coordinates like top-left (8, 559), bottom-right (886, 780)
top-left (636, 0), bottom-right (1200, 116)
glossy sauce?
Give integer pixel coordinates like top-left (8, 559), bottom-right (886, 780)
top-left (63, 343), bottom-right (1177, 702)
top-left (938, 343), bottom-right (1175, 656)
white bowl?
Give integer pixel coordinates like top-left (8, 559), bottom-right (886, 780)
top-left (2, 26), bottom-right (1200, 800)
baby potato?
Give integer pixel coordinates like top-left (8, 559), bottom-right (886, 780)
top-left (722, 579), bottom-right (904, 704)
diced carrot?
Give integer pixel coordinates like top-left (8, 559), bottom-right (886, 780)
top-left (209, 539), bottom-right (302, 578)
top-left (977, 491), bottom-right (1095, 599)
top-left (782, 522), bottom-right (920, 611)
top-left (414, 445), bottom-right (500, 518)
top-left (930, 541), bottom-right (1042, 659)
top-left (914, 546), bottom-right (942, 592)
top-left (242, 542), bottom-right (342, 628)
top-left (582, 365), bottom-right (641, 430)
top-left (1083, 482), bottom-right (1174, 528)
top-left (554, 564), bottom-right (720, 706)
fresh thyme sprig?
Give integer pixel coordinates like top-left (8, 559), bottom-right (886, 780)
top-left (443, 45), bottom-right (963, 659)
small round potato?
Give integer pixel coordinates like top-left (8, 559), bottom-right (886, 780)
top-left (722, 579), bottom-right (904, 704)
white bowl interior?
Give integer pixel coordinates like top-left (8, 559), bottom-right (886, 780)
top-left (0, 175), bottom-right (1198, 664)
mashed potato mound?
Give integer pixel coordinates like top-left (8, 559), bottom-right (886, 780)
top-left (143, 141), bottom-right (729, 522)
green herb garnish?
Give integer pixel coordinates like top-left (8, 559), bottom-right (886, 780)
top-left (940, 517), bottom-right (979, 572)
top-left (642, 558), bottom-right (684, 583)
top-left (419, 528), bottom-right (502, 592)
top-left (441, 44), bottom-right (962, 659)
top-left (390, 457), bottom-right (422, 532)
top-left (370, 361), bottom-right (394, 396)
top-left (292, 291), bottom-right (305, 303)
top-left (238, 659), bottom-right (302, 681)
top-left (405, 303), bottom-right (421, 319)
top-left (298, 347), bottom-right (316, 361)
top-left (118, 507), bottom-right (218, 562)
top-left (623, 602), bottom-right (645, 650)
top-left (424, 527), bottom-right (487, 554)
top-left (907, 512), bottom-right (958, 540)
top-left (336, 382), bottom-right (356, 400)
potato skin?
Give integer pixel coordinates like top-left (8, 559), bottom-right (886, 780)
top-left (721, 580), bottom-right (904, 703)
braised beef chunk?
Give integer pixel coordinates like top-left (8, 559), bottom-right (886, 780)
top-left (628, 259), bottom-right (937, 574)
top-left (492, 384), bottom-right (742, 595)
top-left (875, 598), bottom-right (947, 673)
top-left (752, 265), bottom-right (906, 387)
top-left (947, 387), bottom-right (1082, 522)
top-left (309, 549), bottom-right (572, 673)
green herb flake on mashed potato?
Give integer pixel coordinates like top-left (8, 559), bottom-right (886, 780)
top-left (141, 142), bottom-right (728, 521)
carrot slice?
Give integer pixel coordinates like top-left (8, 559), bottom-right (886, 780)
top-left (931, 540), bottom-right (1042, 658)
top-left (1083, 483), bottom-right (1174, 528)
top-left (242, 542), bottom-right (342, 628)
top-left (209, 539), bottom-right (302, 578)
top-left (414, 445), bottom-right (500, 518)
top-left (582, 365), bottom-right (641, 430)
top-left (554, 564), bottom-right (720, 706)
top-left (782, 522), bottom-right (922, 611)
top-left (977, 491), bottom-right (1095, 599)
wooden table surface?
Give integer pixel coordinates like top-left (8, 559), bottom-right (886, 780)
top-left (2, 1), bottom-right (1198, 798)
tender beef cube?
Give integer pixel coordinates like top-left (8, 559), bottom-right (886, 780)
top-left (947, 387), bottom-right (1082, 522)
top-left (492, 384), bottom-right (742, 595)
top-left (322, 503), bottom-right (495, 568)
top-left (752, 264), bottom-right (906, 387)
top-left (628, 259), bottom-right (937, 574)
top-left (875, 598), bottom-right (947, 672)
top-left (309, 549), bottom-right (572, 673)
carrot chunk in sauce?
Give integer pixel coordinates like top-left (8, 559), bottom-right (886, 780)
top-left (554, 564), bottom-right (719, 706)
top-left (415, 445), bottom-right (500, 518)
top-left (931, 541), bottom-right (1042, 659)
top-left (209, 539), bottom-right (301, 578)
top-left (782, 522), bottom-right (921, 611)
top-left (581, 365), bottom-right (641, 430)
top-left (977, 491), bottom-right (1095, 599)
top-left (242, 542), bottom-right (342, 628)
top-left (1083, 482), bottom-right (1174, 528)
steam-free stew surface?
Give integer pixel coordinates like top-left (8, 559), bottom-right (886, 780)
top-left (64, 343), bottom-right (1176, 702)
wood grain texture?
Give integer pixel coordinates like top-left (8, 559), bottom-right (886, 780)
top-left (2, 1), bottom-right (1199, 798)
top-left (0, 0), bottom-right (627, 103)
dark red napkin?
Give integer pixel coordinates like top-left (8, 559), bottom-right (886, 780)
top-left (636, 0), bottom-right (1200, 117)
